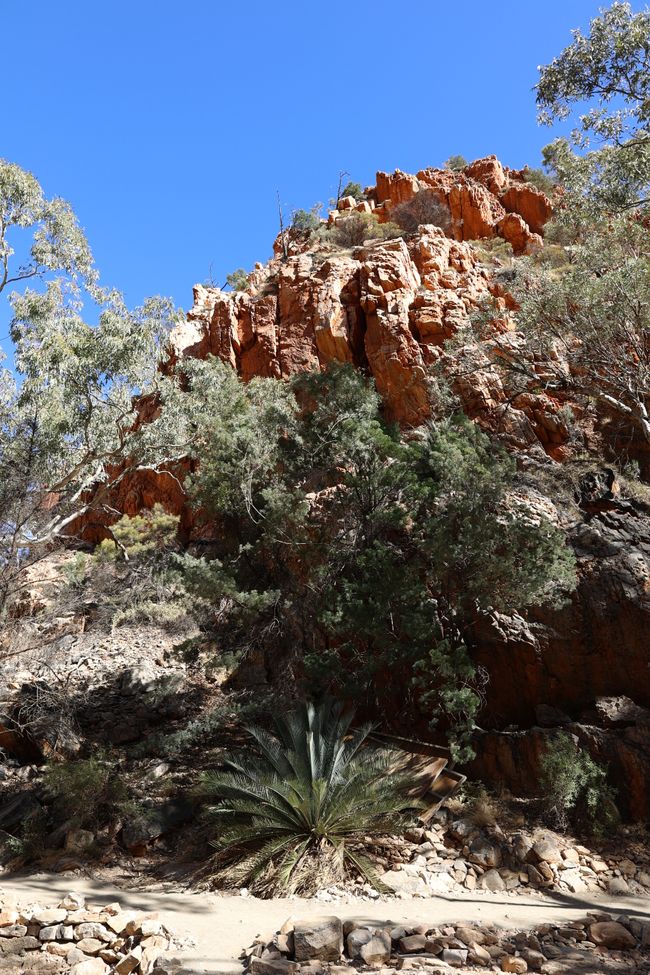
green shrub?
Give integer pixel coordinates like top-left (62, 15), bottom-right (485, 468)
top-left (444, 154), bottom-right (468, 171)
top-left (523, 167), bottom-right (556, 195)
top-left (226, 268), bottom-right (250, 292)
top-left (4, 810), bottom-right (49, 861)
top-left (132, 702), bottom-right (239, 758)
top-left (291, 206), bottom-right (322, 233)
top-left (94, 505), bottom-right (178, 563)
top-left (391, 190), bottom-right (451, 234)
top-left (340, 181), bottom-right (365, 202)
top-left (329, 212), bottom-right (402, 247)
top-left (197, 699), bottom-right (423, 895)
top-left (62, 552), bottom-right (89, 588)
top-left (539, 732), bottom-right (618, 832)
top-left (111, 598), bottom-right (188, 631)
top-left (43, 754), bottom-right (129, 829)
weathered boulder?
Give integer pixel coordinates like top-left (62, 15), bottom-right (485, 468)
top-left (293, 918), bottom-right (343, 962)
top-left (588, 921), bottom-right (637, 949)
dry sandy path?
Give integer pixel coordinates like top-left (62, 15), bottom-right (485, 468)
top-left (1, 874), bottom-right (648, 974)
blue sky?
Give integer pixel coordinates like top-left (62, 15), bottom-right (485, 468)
top-left (1, 0), bottom-right (612, 343)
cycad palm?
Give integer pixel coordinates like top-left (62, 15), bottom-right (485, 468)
top-left (198, 699), bottom-right (421, 895)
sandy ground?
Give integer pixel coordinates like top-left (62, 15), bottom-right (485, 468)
top-left (0, 874), bottom-right (648, 974)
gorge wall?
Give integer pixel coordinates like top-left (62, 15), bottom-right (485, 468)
top-left (87, 156), bottom-right (650, 816)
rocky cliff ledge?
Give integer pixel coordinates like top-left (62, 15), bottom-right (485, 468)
top-left (167, 156), bottom-right (560, 444)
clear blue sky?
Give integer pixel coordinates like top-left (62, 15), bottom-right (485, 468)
top-left (1, 0), bottom-right (612, 338)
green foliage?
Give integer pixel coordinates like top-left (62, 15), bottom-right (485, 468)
top-left (510, 214), bottom-right (650, 445)
top-left (328, 212), bottom-right (403, 247)
top-left (43, 754), bottom-right (129, 829)
top-left (95, 505), bottom-right (179, 562)
top-left (226, 268), bottom-right (250, 292)
top-left (0, 158), bottom-right (96, 297)
top-left (111, 598), bottom-right (188, 630)
top-left (175, 361), bottom-right (575, 758)
top-left (197, 699), bottom-right (422, 895)
top-left (340, 181), bottom-right (365, 201)
top-left (536, 2), bottom-right (650, 214)
top-left (0, 160), bottom-right (188, 621)
top-left (523, 167), bottom-right (555, 195)
top-left (4, 810), bottom-right (49, 861)
top-left (62, 552), bottom-right (89, 588)
top-left (539, 732), bottom-right (619, 833)
top-left (444, 155), bottom-right (468, 171)
top-left (391, 191), bottom-right (451, 234)
top-left (133, 702), bottom-right (240, 758)
top-left (291, 206), bottom-right (322, 233)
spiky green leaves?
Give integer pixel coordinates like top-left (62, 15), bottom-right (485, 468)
top-left (197, 699), bottom-right (421, 894)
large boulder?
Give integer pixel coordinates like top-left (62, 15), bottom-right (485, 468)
top-left (293, 917), bottom-right (343, 962)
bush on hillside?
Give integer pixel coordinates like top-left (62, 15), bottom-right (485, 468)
top-left (444, 154), bottom-right (468, 171)
top-left (226, 268), bottom-right (250, 291)
top-left (539, 732), bottom-right (619, 833)
top-left (329, 212), bottom-right (402, 247)
top-left (391, 190), bottom-right (452, 234)
top-left (340, 180), bottom-right (365, 201)
top-left (291, 206), bottom-right (322, 233)
top-left (523, 167), bottom-right (556, 195)
top-left (43, 755), bottom-right (130, 830)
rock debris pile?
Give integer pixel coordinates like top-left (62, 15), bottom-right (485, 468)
top-left (245, 912), bottom-right (650, 975)
top-left (0, 892), bottom-right (178, 974)
top-left (309, 820), bottom-right (650, 902)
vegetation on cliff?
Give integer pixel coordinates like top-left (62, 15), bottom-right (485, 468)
top-left (1, 1), bottom-right (649, 888)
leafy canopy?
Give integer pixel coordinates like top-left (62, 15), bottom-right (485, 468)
top-left (176, 362), bottom-right (575, 759)
top-left (0, 160), bottom-right (188, 623)
top-left (537, 2), bottom-right (650, 213)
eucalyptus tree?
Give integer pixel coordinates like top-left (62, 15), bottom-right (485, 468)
top-left (0, 159), bottom-right (96, 297)
top-left (471, 4), bottom-right (650, 456)
top-left (0, 160), bottom-right (189, 625)
top-left (536, 1), bottom-right (650, 213)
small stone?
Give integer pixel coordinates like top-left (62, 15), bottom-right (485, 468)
top-left (469, 836), bottom-right (502, 868)
top-left (0, 910), bottom-right (18, 927)
top-left (607, 876), bottom-right (630, 895)
top-left (441, 947), bottom-right (468, 966)
top-left (113, 952), bottom-right (143, 975)
top-left (104, 912), bottom-right (135, 934)
top-left (501, 957), bottom-right (527, 973)
top-left (0, 923), bottom-right (27, 937)
top-left (618, 858), bottom-right (637, 877)
top-left (521, 948), bottom-right (545, 971)
top-left (588, 921), bottom-right (637, 949)
top-left (74, 923), bottom-right (112, 943)
top-left (479, 868), bottom-right (506, 892)
top-left (359, 931), bottom-right (391, 965)
top-left (71, 961), bottom-right (109, 975)
top-left (39, 924), bottom-right (65, 941)
top-left (250, 959), bottom-right (298, 975)
top-left (76, 938), bottom-right (105, 955)
top-left (468, 942), bottom-right (491, 966)
top-left (399, 935), bottom-right (427, 953)
top-left (33, 910), bottom-right (68, 926)
top-left (529, 835), bottom-right (562, 864)
top-left (59, 893), bottom-right (85, 910)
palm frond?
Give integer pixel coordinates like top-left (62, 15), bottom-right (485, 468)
top-left (198, 698), bottom-right (423, 895)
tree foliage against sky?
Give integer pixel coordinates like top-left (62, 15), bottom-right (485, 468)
top-left (463, 3), bottom-right (650, 459)
top-left (0, 161), bottom-right (187, 619)
top-left (537, 1), bottom-right (650, 213)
